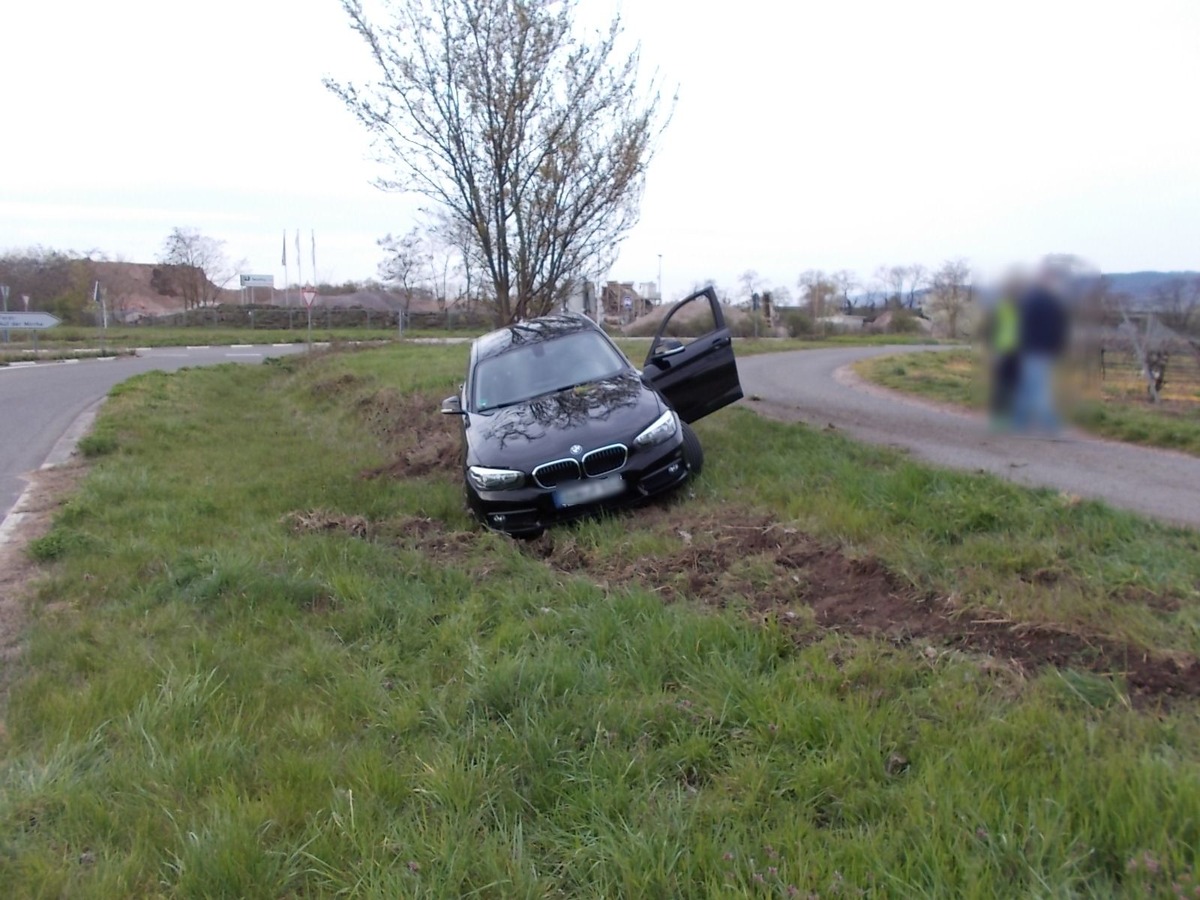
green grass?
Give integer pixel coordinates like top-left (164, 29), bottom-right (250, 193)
top-left (858, 349), bottom-right (1200, 457)
top-left (2, 346), bottom-right (1200, 897)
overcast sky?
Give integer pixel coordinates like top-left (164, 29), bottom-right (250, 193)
top-left (3, 0), bottom-right (1198, 300)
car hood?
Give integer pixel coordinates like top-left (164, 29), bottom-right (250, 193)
top-left (465, 370), bottom-right (663, 469)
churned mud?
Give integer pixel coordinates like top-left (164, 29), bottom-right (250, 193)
top-left (291, 503), bottom-right (1200, 705)
top-left (353, 388), bottom-right (464, 479)
top-left (520, 509), bottom-right (1200, 705)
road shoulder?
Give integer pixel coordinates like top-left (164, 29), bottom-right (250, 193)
top-left (0, 461), bottom-right (89, 737)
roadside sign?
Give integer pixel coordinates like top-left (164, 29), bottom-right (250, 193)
top-left (301, 286), bottom-right (317, 307)
top-left (240, 274), bottom-right (274, 288)
top-left (0, 312), bottom-right (61, 329)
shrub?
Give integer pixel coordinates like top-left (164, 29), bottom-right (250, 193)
top-left (888, 310), bottom-right (923, 334)
top-left (78, 433), bottom-right (118, 457)
top-left (784, 310), bottom-right (814, 337)
top-left (729, 312), bottom-right (771, 338)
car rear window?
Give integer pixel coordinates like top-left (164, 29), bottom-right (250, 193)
top-left (473, 331), bottom-right (627, 411)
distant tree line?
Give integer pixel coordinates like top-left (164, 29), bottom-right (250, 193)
top-left (0, 246), bottom-right (102, 324)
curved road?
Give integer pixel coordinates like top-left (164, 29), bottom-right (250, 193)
top-left (0, 346), bottom-right (304, 526)
top-left (740, 344), bottom-right (1200, 529)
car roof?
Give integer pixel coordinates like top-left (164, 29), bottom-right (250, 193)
top-left (473, 315), bottom-right (603, 362)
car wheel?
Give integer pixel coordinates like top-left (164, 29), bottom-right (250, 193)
top-left (681, 422), bottom-right (703, 476)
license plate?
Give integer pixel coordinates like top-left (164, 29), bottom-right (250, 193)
top-left (553, 476), bottom-right (625, 508)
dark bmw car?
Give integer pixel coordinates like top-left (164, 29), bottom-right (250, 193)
top-left (441, 287), bottom-right (743, 535)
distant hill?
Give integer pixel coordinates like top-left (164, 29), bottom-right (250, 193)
top-left (1094, 271), bottom-right (1200, 304)
top-left (85, 262), bottom-right (435, 318)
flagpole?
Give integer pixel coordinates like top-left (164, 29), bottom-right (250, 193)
top-left (295, 229), bottom-right (304, 290)
top-left (282, 229), bottom-right (290, 307)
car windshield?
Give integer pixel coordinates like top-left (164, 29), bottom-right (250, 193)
top-left (473, 330), bottom-right (627, 411)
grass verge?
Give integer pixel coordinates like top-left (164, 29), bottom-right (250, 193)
top-left (857, 349), bottom-right (1200, 457)
top-left (2, 345), bottom-right (1199, 897)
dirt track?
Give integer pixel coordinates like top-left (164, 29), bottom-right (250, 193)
top-left (739, 345), bottom-right (1200, 530)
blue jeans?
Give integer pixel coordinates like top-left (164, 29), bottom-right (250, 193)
top-left (1014, 353), bottom-right (1059, 432)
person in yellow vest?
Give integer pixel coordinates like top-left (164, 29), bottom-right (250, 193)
top-left (986, 290), bottom-right (1021, 429)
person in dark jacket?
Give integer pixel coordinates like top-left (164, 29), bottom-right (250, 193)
top-left (1013, 273), bottom-right (1069, 433)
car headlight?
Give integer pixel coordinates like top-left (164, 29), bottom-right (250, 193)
top-left (634, 409), bottom-right (678, 448)
top-left (467, 466), bottom-right (526, 491)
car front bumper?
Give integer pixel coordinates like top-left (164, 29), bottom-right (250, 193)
top-left (465, 439), bottom-right (690, 535)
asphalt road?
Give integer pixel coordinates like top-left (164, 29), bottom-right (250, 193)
top-left (0, 345), bottom-right (305, 524)
top-left (740, 344), bottom-right (1200, 529)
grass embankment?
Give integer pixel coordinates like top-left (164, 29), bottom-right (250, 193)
top-left (858, 349), bottom-right (1200, 457)
top-left (2, 345), bottom-right (1200, 896)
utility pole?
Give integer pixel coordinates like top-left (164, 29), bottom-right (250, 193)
top-left (657, 254), bottom-right (663, 305)
top-left (93, 281), bottom-right (108, 352)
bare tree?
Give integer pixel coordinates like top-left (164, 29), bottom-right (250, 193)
top-left (906, 263), bottom-right (927, 308)
top-left (157, 228), bottom-right (233, 310)
top-left (377, 227), bottom-right (425, 322)
top-left (927, 259), bottom-right (973, 337)
top-left (769, 285), bottom-right (793, 306)
top-left (739, 269), bottom-right (763, 305)
top-left (427, 239), bottom-right (455, 312)
top-left (327, 0), bottom-right (672, 325)
top-left (797, 269), bottom-right (838, 320)
top-left (832, 270), bottom-right (857, 312)
top-left (1153, 276), bottom-right (1200, 336)
top-left (431, 211), bottom-right (482, 311)
top-left (874, 265), bottom-right (907, 308)
top-left (0, 247), bottom-right (75, 310)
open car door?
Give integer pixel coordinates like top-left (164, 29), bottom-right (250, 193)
top-left (643, 287), bottom-right (743, 423)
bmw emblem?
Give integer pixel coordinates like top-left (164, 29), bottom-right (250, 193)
top-left (570, 444), bottom-right (583, 456)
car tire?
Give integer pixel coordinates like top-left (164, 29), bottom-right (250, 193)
top-left (681, 422), bottom-right (703, 476)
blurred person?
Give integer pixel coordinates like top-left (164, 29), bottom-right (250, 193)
top-left (1013, 268), bottom-right (1070, 434)
top-left (983, 285), bottom-right (1022, 429)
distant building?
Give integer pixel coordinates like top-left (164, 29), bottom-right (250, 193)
top-left (638, 281), bottom-right (661, 306)
top-left (601, 281), bottom-right (652, 321)
top-left (561, 280), bottom-right (598, 318)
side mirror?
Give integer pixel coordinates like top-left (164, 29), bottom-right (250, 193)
top-left (647, 338), bottom-right (686, 366)
top-left (440, 395), bottom-right (464, 415)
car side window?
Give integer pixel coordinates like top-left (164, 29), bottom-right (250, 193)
top-left (653, 293), bottom-right (717, 351)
